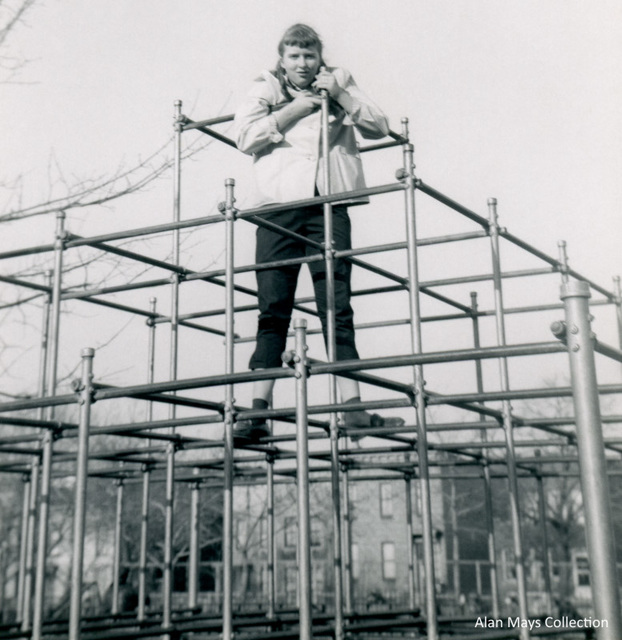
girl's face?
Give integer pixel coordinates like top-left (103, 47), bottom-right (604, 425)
top-left (280, 44), bottom-right (321, 89)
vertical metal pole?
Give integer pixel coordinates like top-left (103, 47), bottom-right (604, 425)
top-left (481, 461), bottom-right (500, 617)
top-left (401, 118), bottom-right (438, 639)
top-left (320, 89), bottom-right (345, 640)
top-left (488, 199), bottom-right (530, 639)
top-left (533, 455), bottom-right (553, 612)
top-left (266, 455), bottom-right (276, 619)
top-left (293, 318), bottom-right (313, 640)
top-left (33, 212), bottom-right (65, 640)
top-left (470, 292), bottom-right (500, 616)
top-left (559, 280), bottom-right (622, 640)
top-left (222, 178), bottom-right (236, 640)
top-left (404, 473), bottom-right (416, 610)
top-left (16, 472), bottom-right (32, 622)
top-left (22, 270), bottom-right (52, 629)
top-left (170, 100), bottom-right (183, 386)
top-left (450, 479), bottom-right (460, 603)
top-left (188, 470), bottom-right (201, 611)
top-left (162, 444), bottom-right (175, 633)
top-left (138, 464), bottom-right (151, 622)
top-left (162, 101), bottom-right (183, 637)
top-left (341, 465), bottom-right (353, 616)
top-left (138, 297), bottom-right (157, 622)
top-left (21, 456), bottom-right (39, 630)
top-left (68, 348), bottom-right (94, 640)
top-left (111, 477), bottom-right (124, 615)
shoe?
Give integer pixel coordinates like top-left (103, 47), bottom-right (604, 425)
top-left (343, 411), bottom-right (405, 441)
top-left (233, 420), bottom-right (270, 444)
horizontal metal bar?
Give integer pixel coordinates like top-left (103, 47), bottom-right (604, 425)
top-left (237, 182), bottom-right (406, 220)
top-left (309, 341), bottom-right (568, 376)
top-left (182, 114), bottom-right (234, 129)
top-left (418, 230), bottom-right (489, 246)
top-left (65, 212), bottom-right (225, 248)
top-left (594, 339), bottom-right (622, 364)
top-left (359, 139), bottom-right (402, 153)
top-left (421, 267), bottom-right (556, 289)
top-left (0, 243), bottom-right (56, 261)
top-left (63, 277), bottom-right (172, 299)
top-left (416, 180), bottom-right (490, 229)
top-left (0, 274), bottom-right (50, 292)
top-left (427, 383), bottom-right (622, 406)
top-left (500, 229), bottom-right (615, 300)
top-left (93, 367), bottom-right (295, 402)
top-left (187, 124), bottom-right (237, 148)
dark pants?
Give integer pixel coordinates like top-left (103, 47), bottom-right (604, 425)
top-left (249, 205), bottom-right (360, 369)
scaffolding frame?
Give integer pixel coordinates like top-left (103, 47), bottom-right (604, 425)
top-left (0, 99), bottom-right (621, 640)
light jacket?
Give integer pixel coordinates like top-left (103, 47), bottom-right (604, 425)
top-left (234, 67), bottom-right (389, 207)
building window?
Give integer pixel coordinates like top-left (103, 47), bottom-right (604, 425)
top-left (351, 543), bottom-right (360, 580)
top-left (574, 554), bottom-right (591, 587)
top-left (284, 517), bottom-right (322, 548)
top-left (380, 483), bottom-right (393, 518)
top-left (284, 517), bottom-right (297, 547)
top-left (311, 518), bottom-right (322, 547)
top-left (382, 542), bottom-right (397, 580)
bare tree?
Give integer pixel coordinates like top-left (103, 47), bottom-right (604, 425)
top-left (0, 0), bottom-right (37, 82)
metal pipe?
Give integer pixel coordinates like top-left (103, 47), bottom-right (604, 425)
top-left (470, 292), bottom-right (500, 617)
top-left (110, 477), bottom-right (124, 616)
top-left (293, 318), bottom-right (313, 640)
top-left (221, 178), bottom-right (236, 640)
top-left (534, 455), bottom-right (553, 613)
top-left (16, 472), bottom-right (31, 622)
top-left (481, 461), bottom-right (500, 618)
top-left (487, 198), bottom-right (530, 640)
top-left (162, 442), bottom-right (175, 630)
top-left (401, 119), bottom-right (439, 639)
top-left (320, 90), bottom-right (345, 640)
top-left (450, 479), bottom-right (460, 602)
top-left (188, 469), bottom-right (200, 611)
top-left (266, 455), bottom-right (276, 619)
top-left (38, 271), bottom-right (53, 403)
top-left (44, 213), bottom-right (65, 401)
top-left (559, 280), bottom-right (622, 639)
top-left (32, 211), bottom-right (65, 640)
top-left (404, 473), bottom-right (416, 610)
top-left (341, 465), bottom-right (353, 615)
top-left (137, 297), bottom-right (156, 621)
top-left (137, 464), bottom-right (151, 622)
top-left (164, 105), bottom-right (183, 635)
top-left (68, 348), bottom-right (94, 640)
top-left (21, 456), bottom-right (39, 630)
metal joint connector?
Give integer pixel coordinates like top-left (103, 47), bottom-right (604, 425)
top-left (281, 350), bottom-right (295, 368)
top-left (550, 320), bottom-right (567, 342)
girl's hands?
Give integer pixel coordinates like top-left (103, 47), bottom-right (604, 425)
top-left (274, 93), bottom-right (321, 131)
top-left (313, 67), bottom-right (342, 99)
top-left (289, 93), bottom-right (322, 118)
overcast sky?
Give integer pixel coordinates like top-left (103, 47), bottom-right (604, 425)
top-left (1, 0), bottom-right (621, 399)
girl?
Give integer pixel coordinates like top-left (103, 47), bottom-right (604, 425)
top-left (233, 23), bottom-right (402, 441)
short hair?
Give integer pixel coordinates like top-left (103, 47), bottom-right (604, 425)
top-left (277, 24), bottom-right (323, 56)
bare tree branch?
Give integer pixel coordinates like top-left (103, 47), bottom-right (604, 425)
top-left (0, 135), bottom-right (213, 222)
